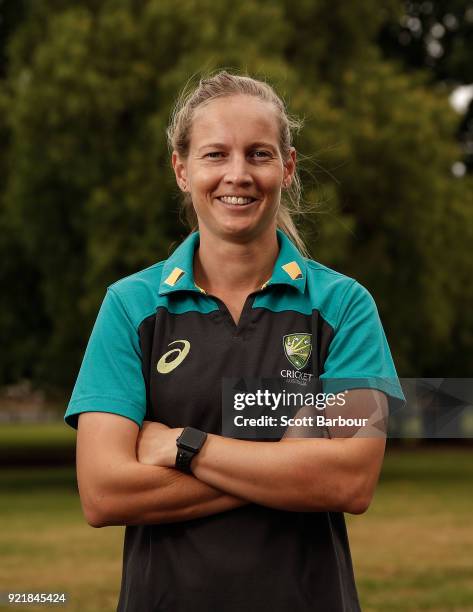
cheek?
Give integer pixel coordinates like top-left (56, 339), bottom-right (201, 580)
top-left (189, 167), bottom-right (220, 193)
top-left (260, 170), bottom-right (283, 195)
top-left (258, 162), bottom-right (284, 184)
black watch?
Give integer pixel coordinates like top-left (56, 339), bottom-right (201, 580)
top-left (175, 427), bottom-right (208, 474)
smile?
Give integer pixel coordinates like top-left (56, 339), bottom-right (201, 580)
top-left (217, 196), bottom-right (258, 206)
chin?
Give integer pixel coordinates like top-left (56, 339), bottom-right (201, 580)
top-left (197, 211), bottom-right (277, 243)
top-left (220, 223), bottom-right (275, 244)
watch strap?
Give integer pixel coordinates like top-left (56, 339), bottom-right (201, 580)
top-left (175, 446), bottom-right (195, 474)
top-left (175, 427), bottom-right (207, 474)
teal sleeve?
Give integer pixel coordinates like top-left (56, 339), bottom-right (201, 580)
top-left (321, 281), bottom-right (405, 403)
top-left (64, 288), bottom-right (147, 429)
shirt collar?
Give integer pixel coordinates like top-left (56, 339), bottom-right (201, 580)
top-left (267, 228), bottom-right (307, 293)
top-left (159, 232), bottom-right (202, 296)
top-left (158, 228), bottom-right (307, 296)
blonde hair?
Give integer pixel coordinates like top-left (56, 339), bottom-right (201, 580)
top-left (167, 70), bottom-right (308, 256)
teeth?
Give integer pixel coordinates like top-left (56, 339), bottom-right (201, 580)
top-left (219, 196), bottom-right (254, 205)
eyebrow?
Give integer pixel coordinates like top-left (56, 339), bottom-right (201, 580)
top-left (251, 141), bottom-right (278, 152)
top-left (197, 142), bottom-right (278, 153)
top-left (197, 143), bottom-right (227, 152)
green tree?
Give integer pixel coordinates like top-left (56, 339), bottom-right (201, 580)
top-left (2, 0), bottom-right (472, 389)
top-left (0, 83), bottom-right (48, 383)
top-left (4, 0), bottom-right (292, 386)
top-left (311, 61), bottom-right (473, 374)
top-left (379, 0), bottom-right (473, 170)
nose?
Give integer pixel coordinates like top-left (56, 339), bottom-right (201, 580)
top-left (223, 153), bottom-right (253, 187)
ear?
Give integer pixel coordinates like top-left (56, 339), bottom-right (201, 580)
top-left (282, 147), bottom-right (297, 189)
top-left (172, 151), bottom-right (188, 192)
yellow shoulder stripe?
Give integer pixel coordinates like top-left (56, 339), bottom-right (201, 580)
top-left (164, 267), bottom-right (185, 286)
top-left (282, 261), bottom-right (303, 280)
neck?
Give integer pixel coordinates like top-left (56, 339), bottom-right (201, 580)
top-left (194, 227), bottom-right (279, 295)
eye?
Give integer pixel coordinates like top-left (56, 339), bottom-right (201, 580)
top-left (204, 151), bottom-right (224, 159)
top-left (251, 150), bottom-right (272, 159)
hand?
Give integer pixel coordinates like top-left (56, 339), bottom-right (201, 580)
top-left (136, 421), bottom-right (184, 468)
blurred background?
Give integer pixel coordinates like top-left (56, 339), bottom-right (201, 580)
top-left (0, 1), bottom-right (472, 610)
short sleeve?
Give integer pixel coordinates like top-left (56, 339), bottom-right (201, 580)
top-left (320, 281), bottom-right (405, 405)
top-left (64, 287), bottom-right (147, 429)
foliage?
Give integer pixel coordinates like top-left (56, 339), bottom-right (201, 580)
top-left (0, 0), bottom-right (471, 386)
top-left (378, 0), bottom-right (473, 170)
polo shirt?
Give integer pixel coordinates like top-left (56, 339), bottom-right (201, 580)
top-left (65, 228), bottom-right (404, 612)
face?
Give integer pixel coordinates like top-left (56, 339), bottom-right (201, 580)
top-left (172, 94), bottom-right (296, 244)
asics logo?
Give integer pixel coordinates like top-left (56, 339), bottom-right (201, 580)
top-left (157, 340), bottom-right (191, 374)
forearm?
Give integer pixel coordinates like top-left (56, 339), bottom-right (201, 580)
top-left (191, 435), bottom-right (382, 513)
top-left (79, 460), bottom-right (246, 527)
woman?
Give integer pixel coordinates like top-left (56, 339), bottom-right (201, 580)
top-left (65, 71), bottom-right (404, 611)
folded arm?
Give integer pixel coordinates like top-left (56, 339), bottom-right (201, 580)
top-left (76, 412), bottom-right (247, 528)
top-left (143, 389), bottom-right (388, 514)
top-left (191, 433), bottom-right (384, 514)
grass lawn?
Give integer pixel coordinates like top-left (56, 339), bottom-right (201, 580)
top-left (0, 445), bottom-right (472, 611)
top-left (0, 423), bottom-right (75, 447)
top-left (0, 423), bottom-right (76, 465)
top-left (347, 449), bottom-right (473, 611)
top-left (0, 467), bottom-right (123, 612)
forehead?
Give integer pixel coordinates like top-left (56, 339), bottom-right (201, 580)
top-left (189, 94), bottom-right (280, 147)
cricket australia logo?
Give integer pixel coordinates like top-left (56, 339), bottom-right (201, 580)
top-left (283, 333), bottom-right (312, 370)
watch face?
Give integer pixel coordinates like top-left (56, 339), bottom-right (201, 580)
top-left (179, 427), bottom-right (206, 452)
